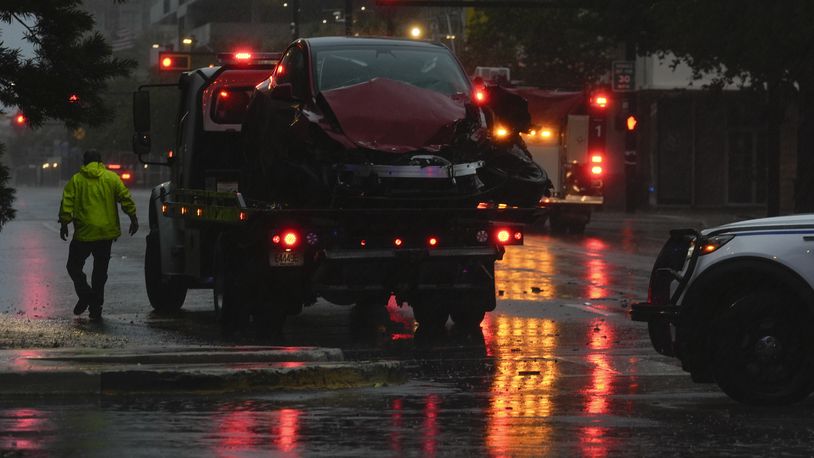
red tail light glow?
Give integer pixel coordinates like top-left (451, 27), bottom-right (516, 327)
top-left (219, 90), bottom-right (229, 98)
top-left (394, 237), bottom-right (403, 247)
top-left (496, 229), bottom-right (511, 243)
top-left (121, 172), bottom-right (132, 180)
top-left (15, 114), bottom-right (26, 125)
top-left (283, 231), bottom-right (298, 247)
top-left (590, 94), bottom-right (609, 109)
top-left (473, 89), bottom-right (487, 105)
top-left (108, 164), bottom-right (122, 170)
top-left (428, 237), bottom-right (438, 247)
top-left (591, 154), bottom-right (603, 164)
top-left (591, 166), bottom-right (603, 175)
top-left (235, 52), bottom-right (253, 61)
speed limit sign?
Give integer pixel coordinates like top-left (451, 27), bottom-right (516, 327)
top-left (612, 61), bottom-right (635, 92)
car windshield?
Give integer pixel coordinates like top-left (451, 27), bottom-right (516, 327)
top-left (313, 45), bottom-right (470, 96)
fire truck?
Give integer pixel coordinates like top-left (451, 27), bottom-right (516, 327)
top-left (475, 67), bottom-right (606, 234)
top-left (132, 44), bottom-right (541, 337)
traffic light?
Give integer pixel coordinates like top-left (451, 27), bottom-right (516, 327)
top-left (158, 52), bottom-right (192, 71)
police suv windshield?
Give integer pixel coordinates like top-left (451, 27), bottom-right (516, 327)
top-left (313, 45), bottom-right (470, 96)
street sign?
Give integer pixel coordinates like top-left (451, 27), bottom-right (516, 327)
top-left (612, 61), bottom-right (635, 92)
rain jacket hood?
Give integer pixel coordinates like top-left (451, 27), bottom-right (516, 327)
top-left (59, 162), bottom-right (137, 241)
top-left (80, 162), bottom-right (107, 178)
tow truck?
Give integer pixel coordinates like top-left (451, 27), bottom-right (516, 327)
top-left (132, 44), bottom-right (540, 336)
top-left (475, 67), bottom-right (606, 234)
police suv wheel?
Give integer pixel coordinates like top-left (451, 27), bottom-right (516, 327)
top-left (713, 289), bottom-right (814, 405)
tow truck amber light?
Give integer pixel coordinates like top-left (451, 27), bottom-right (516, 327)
top-left (180, 206), bottom-right (189, 215)
top-left (496, 229), bottom-right (511, 243)
top-left (540, 128), bottom-right (553, 139)
top-left (591, 166), bottom-right (603, 175)
top-left (195, 208), bottom-right (203, 217)
top-left (161, 204), bottom-right (168, 215)
top-left (591, 155), bottom-right (603, 164)
top-left (494, 125), bottom-right (509, 138)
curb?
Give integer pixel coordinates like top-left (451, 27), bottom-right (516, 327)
top-left (0, 347), bottom-right (405, 395)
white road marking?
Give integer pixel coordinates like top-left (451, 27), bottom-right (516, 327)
top-left (561, 302), bottom-right (612, 316)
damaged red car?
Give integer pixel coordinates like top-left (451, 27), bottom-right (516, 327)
top-left (242, 37), bottom-right (550, 208)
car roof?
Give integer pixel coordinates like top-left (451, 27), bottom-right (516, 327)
top-left (302, 36), bottom-right (449, 51)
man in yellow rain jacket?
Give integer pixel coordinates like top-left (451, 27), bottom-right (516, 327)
top-left (59, 150), bottom-right (138, 321)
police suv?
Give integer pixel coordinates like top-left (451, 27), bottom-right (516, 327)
top-left (632, 214), bottom-right (814, 404)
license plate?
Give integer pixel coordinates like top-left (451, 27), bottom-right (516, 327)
top-left (270, 250), bottom-right (303, 267)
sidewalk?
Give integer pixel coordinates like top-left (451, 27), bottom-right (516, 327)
top-left (0, 346), bottom-right (404, 395)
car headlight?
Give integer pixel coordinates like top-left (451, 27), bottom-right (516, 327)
top-left (698, 234), bottom-right (734, 255)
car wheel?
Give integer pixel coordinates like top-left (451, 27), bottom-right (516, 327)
top-left (145, 232), bottom-right (187, 312)
top-left (712, 289), bottom-right (814, 405)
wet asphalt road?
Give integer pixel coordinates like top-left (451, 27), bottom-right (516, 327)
top-left (3, 186), bottom-right (813, 456)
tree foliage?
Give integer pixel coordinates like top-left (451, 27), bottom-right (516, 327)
top-left (0, 1), bottom-right (134, 231)
top-left (461, 7), bottom-right (615, 88)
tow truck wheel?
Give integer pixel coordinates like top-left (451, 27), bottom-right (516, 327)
top-left (712, 289), bottom-right (814, 405)
top-left (412, 300), bottom-right (450, 335)
top-left (450, 308), bottom-right (486, 330)
top-left (145, 232), bottom-right (187, 312)
top-left (213, 237), bottom-right (249, 336)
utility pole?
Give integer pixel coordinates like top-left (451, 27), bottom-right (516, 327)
top-left (345, 0), bottom-right (353, 36)
top-left (623, 41), bottom-right (638, 213)
top-left (291, 0), bottom-right (300, 39)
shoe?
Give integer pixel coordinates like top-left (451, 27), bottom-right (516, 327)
top-left (73, 300), bottom-right (89, 316)
top-left (89, 307), bottom-right (102, 322)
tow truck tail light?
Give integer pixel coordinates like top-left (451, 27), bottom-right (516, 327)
top-left (271, 230), bottom-right (300, 248)
top-left (495, 227), bottom-right (524, 245)
top-left (394, 237), bottom-right (404, 247)
top-left (591, 165), bottom-right (603, 175)
top-left (428, 236), bottom-right (439, 247)
top-left (591, 154), bottom-right (603, 164)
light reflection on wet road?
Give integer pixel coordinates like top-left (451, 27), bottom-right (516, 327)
top-left (3, 188), bottom-right (812, 456)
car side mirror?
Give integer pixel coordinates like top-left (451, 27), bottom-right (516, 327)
top-left (270, 83), bottom-right (295, 101)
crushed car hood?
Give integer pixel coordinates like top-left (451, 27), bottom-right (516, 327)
top-left (320, 77), bottom-right (467, 154)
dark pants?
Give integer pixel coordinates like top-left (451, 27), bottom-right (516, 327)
top-left (66, 239), bottom-right (113, 309)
